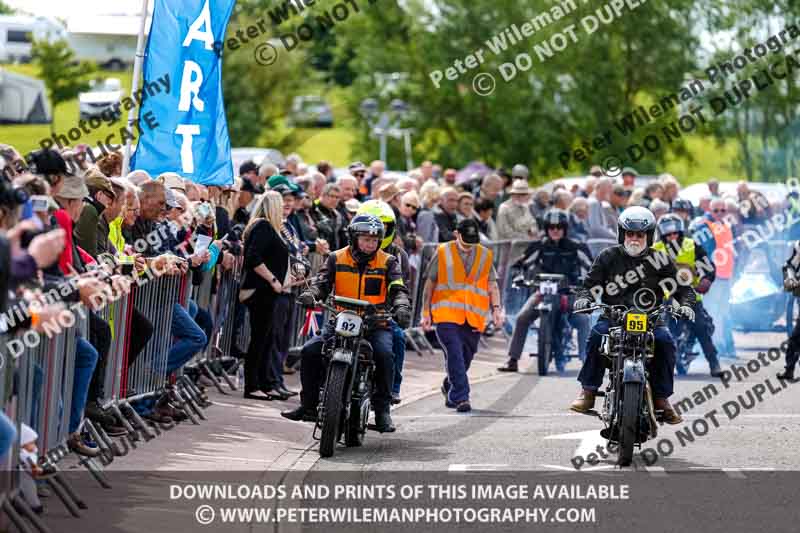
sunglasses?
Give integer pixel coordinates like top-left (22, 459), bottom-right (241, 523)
top-left (712, 208), bottom-right (727, 213)
top-left (625, 230), bottom-right (646, 238)
top-left (404, 204), bottom-right (419, 210)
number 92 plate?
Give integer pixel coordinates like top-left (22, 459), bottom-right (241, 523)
top-left (625, 313), bottom-right (647, 332)
top-left (335, 312), bottom-right (362, 337)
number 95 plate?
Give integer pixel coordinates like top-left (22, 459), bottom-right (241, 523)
top-left (335, 312), bottom-right (362, 337)
top-left (625, 313), bottom-right (647, 332)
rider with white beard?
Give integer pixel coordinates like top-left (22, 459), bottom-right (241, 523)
top-left (570, 207), bottom-right (696, 424)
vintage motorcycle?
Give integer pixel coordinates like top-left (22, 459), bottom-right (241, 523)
top-left (512, 273), bottom-right (580, 375)
top-left (309, 295), bottom-right (392, 458)
top-left (574, 302), bottom-right (681, 466)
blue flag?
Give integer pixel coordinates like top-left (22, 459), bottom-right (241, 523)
top-left (131, 0), bottom-right (236, 186)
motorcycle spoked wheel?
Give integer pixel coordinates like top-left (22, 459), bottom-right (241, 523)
top-left (345, 396), bottom-right (369, 447)
top-left (618, 382), bottom-right (642, 467)
top-left (319, 363), bottom-right (349, 458)
top-left (537, 313), bottom-right (552, 376)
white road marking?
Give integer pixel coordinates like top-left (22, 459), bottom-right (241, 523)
top-left (544, 430), bottom-right (608, 460)
top-left (540, 464), bottom-right (615, 472)
top-left (171, 452), bottom-right (276, 464)
top-left (448, 464), bottom-right (510, 472)
top-left (644, 465), bottom-right (668, 477)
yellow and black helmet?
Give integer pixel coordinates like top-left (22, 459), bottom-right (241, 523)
top-left (356, 199), bottom-right (396, 250)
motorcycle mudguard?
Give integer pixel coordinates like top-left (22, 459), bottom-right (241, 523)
top-left (622, 359), bottom-right (645, 383)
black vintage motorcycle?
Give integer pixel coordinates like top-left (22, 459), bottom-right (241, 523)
top-left (310, 295), bottom-right (392, 458)
top-left (574, 302), bottom-right (680, 466)
top-left (512, 273), bottom-right (580, 375)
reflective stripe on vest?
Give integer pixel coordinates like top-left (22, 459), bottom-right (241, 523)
top-left (431, 241), bottom-right (492, 330)
top-left (333, 248), bottom-right (390, 306)
top-left (709, 221), bottom-right (734, 279)
top-left (653, 238), bottom-right (702, 301)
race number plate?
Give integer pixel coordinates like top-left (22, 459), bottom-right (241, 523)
top-left (539, 281), bottom-right (559, 295)
top-left (626, 313), bottom-right (647, 332)
top-left (335, 312), bottom-right (362, 337)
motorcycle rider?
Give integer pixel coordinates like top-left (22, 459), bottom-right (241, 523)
top-left (570, 206), bottom-right (695, 424)
top-left (778, 240), bottom-right (800, 380)
top-left (498, 209), bottom-right (593, 373)
top-left (356, 200), bottom-right (410, 404)
top-left (652, 214), bottom-right (724, 378)
top-left (281, 214), bottom-right (412, 432)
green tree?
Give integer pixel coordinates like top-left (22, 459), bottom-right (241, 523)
top-left (698, 0), bottom-right (800, 181)
top-left (30, 39), bottom-right (97, 132)
top-left (0, 1), bottom-right (14, 14)
top-left (331, 0), bottom-right (702, 178)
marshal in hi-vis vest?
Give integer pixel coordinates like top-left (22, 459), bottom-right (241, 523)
top-left (653, 237), bottom-right (702, 301)
top-left (431, 241), bottom-right (493, 331)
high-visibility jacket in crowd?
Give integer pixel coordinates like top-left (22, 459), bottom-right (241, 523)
top-left (333, 248), bottom-right (394, 307)
top-left (653, 237), bottom-right (702, 301)
top-left (709, 221), bottom-right (734, 279)
top-left (431, 241), bottom-right (493, 331)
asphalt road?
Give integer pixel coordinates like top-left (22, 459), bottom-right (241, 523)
top-left (312, 329), bottom-right (800, 473)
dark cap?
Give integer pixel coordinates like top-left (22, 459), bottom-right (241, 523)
top-left (271, 184), bottom-right (293, 196)
top-left (456, 218), bottom-right (481, 244)
top-left (28, 149), bottom-right (73, 176)
top-left (240, 178), bottom-right (259, 194)
top-left (612, 184), bottom-right (630, 196)
top-left (239, 160), bottom-right (258, 176)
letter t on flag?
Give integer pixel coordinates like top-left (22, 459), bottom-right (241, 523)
top-left (131, 0), bottom-right (235, 186)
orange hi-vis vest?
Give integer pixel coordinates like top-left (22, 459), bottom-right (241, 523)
top-left (431, 241), bottom-right (493, 331)
top-left (333, 248), bottom-right (391, 307)
top-left (709, 220), bottom-right (734, 279)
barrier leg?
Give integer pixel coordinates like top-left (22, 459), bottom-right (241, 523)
top-left (84, 420), bottom-right (114, 467)
top-left (167, 386), bottom-right (199, 425)
top-left (120, 402), bottom-right (156, 441)
top-left (200, 361), bottom-right (227, 395)
top-left (110, 403), bottom-right (139, 443)
top-left (11, 495), bottom-right (52, 533)
top-left (173, 387), bottom-right (202, 424)
top-left (2, 497), bottom-right (34, 533)
top-left (215, 358), bottom-right (238, 391)
top-left (45, 475), bottom-right (82, 516)
top-left (79, 457), bottom-right (111, 489)
top-left (179, 375), bottom-right (211, 409)
top-left (404, 332), bottom-right (422, 356)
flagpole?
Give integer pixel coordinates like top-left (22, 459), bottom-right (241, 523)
top-left (121, 0), bottom-right (151, 177)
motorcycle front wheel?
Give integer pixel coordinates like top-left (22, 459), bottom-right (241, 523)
top-left (319, 363), bottom-right (348, 458)
top-left (618, 381), bottom-right (641, 467)
top-left (537, 314), bottom-right (552, 376)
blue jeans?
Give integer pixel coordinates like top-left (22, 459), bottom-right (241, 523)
top-left (577, 319), bottom-right (676, 399)
top-left (300, 324), bottom-right (394, 411)
top-left (167, 302), bottom-right (207, 374)
top-left (188, 299), bottom-right (213, 350)
top-left (391, 320), bottom-right (405, 395)
top-left (436, 322), bottom-right (480, 404)
top-left (71, 337), bottom-right (99, 434)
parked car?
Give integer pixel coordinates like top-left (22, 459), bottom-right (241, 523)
top-left (230, 147), bottom-right (285, 178)
top-left (0, 15), bottom-right (65, 63)
top-left (288, 96), bottom-right (334, 128)
top-left (78, 78), bottom-right (122, 120)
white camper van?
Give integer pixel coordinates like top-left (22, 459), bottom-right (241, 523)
top-left (0, 15), bottom-right (65, 63)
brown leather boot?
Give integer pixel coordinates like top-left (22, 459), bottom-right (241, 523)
top-left (654, 399), bottom-right (682, 424)
top-left (569, 389), bottom-right (596, 413)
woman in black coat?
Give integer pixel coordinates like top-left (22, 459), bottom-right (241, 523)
top-left (239, 191), bottom-right (292, 400)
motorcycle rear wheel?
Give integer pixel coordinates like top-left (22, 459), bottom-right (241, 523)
top-left (319, 363), bottom-right (348, 458)
top-left (618, 382), bottom-right (641, 467)
top-left (537, 316), bottom-right (551, 376)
